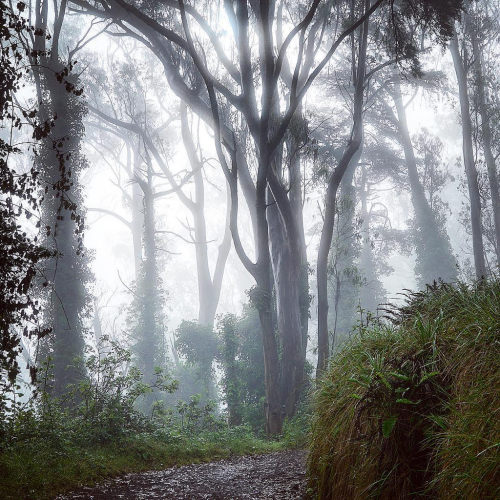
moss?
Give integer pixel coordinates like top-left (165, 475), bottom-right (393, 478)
top-left (308, 280), bottom-right (500, 499)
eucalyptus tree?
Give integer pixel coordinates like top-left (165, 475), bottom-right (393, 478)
top-left (85, 61), bottom-right (173, 389)
top-left (315, 0), bottom-right (463, 373)
top-left (88, 56), bottom-right (232, 329)
top-left (450, 16), bottom-right (487, 279)
top-left (178, 102), bottom-right (232, 328)
top-left (70, 0), bottom-right (465, 433)
top-left (28, 1), bottom-right (96, 395)
top-left (468, 0), bottom-right (500, 267)
top-left (69, 0), bottom-right (380, 434)
top-left (364, 71), bottom-right (458, 288)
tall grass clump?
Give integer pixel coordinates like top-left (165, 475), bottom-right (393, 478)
top-left (308, 280), bottom-right (499, 499)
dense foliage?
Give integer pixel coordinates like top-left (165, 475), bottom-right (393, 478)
top-left (0, 1), bottom-right (53, 387)
top-left (0, 337), bottom-right (280, 499)
top-left (308, 279), bottom-right (500, 499)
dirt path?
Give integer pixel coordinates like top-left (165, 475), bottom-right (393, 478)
top-left (58, 450), bottom-right (308, 499)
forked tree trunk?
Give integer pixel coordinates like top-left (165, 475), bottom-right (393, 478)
top-left (180, 104), bottom-right (231, 328)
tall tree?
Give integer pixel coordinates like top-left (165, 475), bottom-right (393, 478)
top-left (390, 77), bottom-right (458, 286)
top-left (31, 1), bottom-right (91, 395)
top-left (316, 0), bottom-right (369, 375)
top-left (450, 19), bottom-right (487, 279)
top-left (469, 1), bottom-right (500, 266)
top-left (71, 0), bottom-right (465, 433)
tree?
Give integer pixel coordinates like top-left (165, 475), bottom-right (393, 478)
top-left (387, 77), bottom-right (457, 287)
top-left (178, 102), bottom-right (231, 328)
top-left (468, 0), bottom-right (500, 267)
top-left (29, 0), bottom-right (92, 395)
top-left (316, 0), bottom-right (464, 373)
top-left (70, 0), bottom-right (465, 433)
top-left (450, 17), bottom-right (487, 279)
top-left (0, 1), bottom-right (52, 389)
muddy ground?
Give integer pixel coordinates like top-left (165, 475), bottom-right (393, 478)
top-left (57, 450), bottom-right (308, 499)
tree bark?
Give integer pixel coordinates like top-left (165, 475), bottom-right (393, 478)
top-left (392, 78), bottom-right (458, 286)
top-left (316, 2), bottom-right (368, 378)
top-left (470, 25), bottom-right (500, 266)
top-left (34, 2), bottom-right (87, 395)
top-left (450, 29), bottom-right (487, 279)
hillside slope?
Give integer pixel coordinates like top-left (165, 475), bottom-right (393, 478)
top-left (308, 280), bottom-right (499, 499)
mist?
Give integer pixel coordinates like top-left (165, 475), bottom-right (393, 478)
top-left (1, 0), bottom-right (499, 498)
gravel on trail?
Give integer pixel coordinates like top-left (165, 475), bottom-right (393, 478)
top-left (57, 450), bottom-right (309, 499)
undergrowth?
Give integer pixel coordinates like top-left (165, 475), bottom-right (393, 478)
top-left (308, 280), bottom-right (500, 499)
top-left (0, 337), bottom-right (284, 499)
top-left (0, 425), bottom-right (281, 499)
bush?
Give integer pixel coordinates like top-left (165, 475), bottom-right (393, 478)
top-left (308, 280), bottom-right (500, 499)
top-left (0, 338), bottom-right (282, 499)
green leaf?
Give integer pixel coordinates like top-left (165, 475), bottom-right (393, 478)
top-left (377, 371), bottom-right (391, 390)
top-left (351, 393), bottom-right (362, 400)
top-left (389, 371), bottom-right (410, 381)
top-left (348, 377), bottom-right (369, 388)
top-left (382, 416), bottom-right (397, 438)
top-left (396, 398), bottom-right (420, 405)
top-left (418, 371), bottom-right (440, 385)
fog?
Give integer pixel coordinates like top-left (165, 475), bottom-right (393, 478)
top-left (2, 0), bottom-right (498, 467)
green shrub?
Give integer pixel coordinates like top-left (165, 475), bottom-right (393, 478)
top-left (308, 280), bottom-right (500, 499)
top-left (0, 337), bottom-right (282, 499)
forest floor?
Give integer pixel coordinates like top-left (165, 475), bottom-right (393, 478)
top-left (57, 450), bottom-right (308, 499)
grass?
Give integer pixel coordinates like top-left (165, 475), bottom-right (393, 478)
top-left (308, 280), bottom-right (500, 499)
top-left (0, 427), bottom-right (284, 499)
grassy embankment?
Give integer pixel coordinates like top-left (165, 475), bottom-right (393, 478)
top-left (309, 280), bottom-right (499, 499)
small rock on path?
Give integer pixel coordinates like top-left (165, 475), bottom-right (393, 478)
top-left (57, 450), bottom-right (308, 499)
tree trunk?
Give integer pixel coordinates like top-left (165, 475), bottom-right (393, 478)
top-left (131, 145), bottom-right (145, 279)
top-left (392, 79), bottom-right (458, 286)
top-left (287, 105), bottom-right (310, 367)
top-left (255, 189), bottom-right (282, 435)
top-left (140, 167), bottom-right (161, 381)
top-left (328, 151), bottom-right (360, 350)
top-left (267, 193), bottom-right (303, 418)
top-left (180, 104), bottom-right (232, 327)
top-left (450, 29), bottom-right (487, 279)
top-left (34, 23), bottom-right (87, 395)
top-left (470, 26), bottom-right (500, 266)
top-left (317, 4), bottom-right (368, 377)
top-left (358, 167), bottom-right (386, 313)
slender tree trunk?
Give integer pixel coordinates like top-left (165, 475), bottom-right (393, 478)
top-left (358, 167), bottom-right (385, 312)
top-left (471, 28), bottom-right (500, 265)
top-left (180, 103), bottom-right (231, 327)
top-left (131, 145), bottom-right (145, 279)
top-left (392, 79), bottom-right (458, 286)
top-left (317, 5), bottom-right (368, 377)
top-left (328, 151), bottom-right (360, 349)
top-left (450, 29), bottom-right (487, 279)
top-left (287, 104), bottom-right (310, 367)
top-left (140, 167), bottom-right (161, 384)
